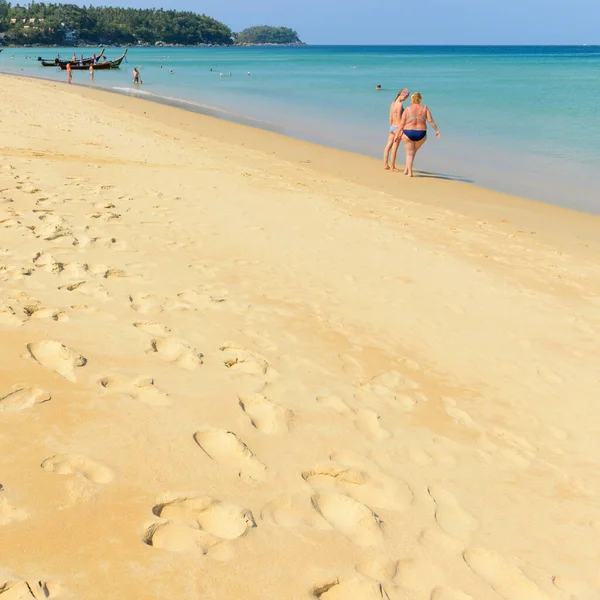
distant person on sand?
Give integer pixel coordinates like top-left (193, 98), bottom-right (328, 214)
top-left (89, 64), bottom-right (94, 81)
top-left (396, 91), bottom-right (440, 177)
top-left (66, 62), bottom-right (72, 85)
top-left (383, 88), bottom-right (409, 171)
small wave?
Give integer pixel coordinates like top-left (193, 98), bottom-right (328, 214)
top-left (110, 85), bottom-right (278, 129)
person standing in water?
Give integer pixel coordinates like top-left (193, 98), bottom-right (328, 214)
top-left (89, 64), bottom-right (94, 81)
top-left (66, 62), bottom-right (72, 85)
top-left (383, 88), bottom-right (409, 171)
top-left (395, 91), bottom-right (440, 177)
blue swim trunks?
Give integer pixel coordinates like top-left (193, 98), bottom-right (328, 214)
top-left (390, 125), bottom-right (399, 133)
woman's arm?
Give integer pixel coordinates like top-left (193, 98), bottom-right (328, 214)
top-left (426, 107), bottom-right (440, 138)
top-left (395, 110), bottom-right (407, 141)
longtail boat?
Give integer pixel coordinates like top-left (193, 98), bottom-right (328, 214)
top-left (39, 49), bottom-right (104, 67)
top-left (60, 49), bottom-right (127, 70)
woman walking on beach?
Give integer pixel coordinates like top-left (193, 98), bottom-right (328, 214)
top-left (383, 88), bottom-right (409, 171)
top-left (396, 92), bottom-right (440, 177)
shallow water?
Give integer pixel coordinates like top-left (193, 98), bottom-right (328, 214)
top-left (2, 45), bottom-right (599, 212)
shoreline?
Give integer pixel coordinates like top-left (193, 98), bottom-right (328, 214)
top-left (1, 72), bottom-right (600, 599)
top-left (3, 46), bottom-right (599, 215)
top-left (2, 71), bottom-right (600, 226)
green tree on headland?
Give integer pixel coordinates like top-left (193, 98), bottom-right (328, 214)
top-left (235, 26), bottom-right (302, 45)
top-left (0, 2), bottom-right (234, 45)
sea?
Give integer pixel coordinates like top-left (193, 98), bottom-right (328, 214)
top-left (1, 45), bottom-right (599, 213)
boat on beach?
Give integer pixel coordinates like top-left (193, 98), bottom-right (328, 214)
top-left (39, 49), bottom-right (104, 67)
top-left (59, 49), bottom-right (127, 70)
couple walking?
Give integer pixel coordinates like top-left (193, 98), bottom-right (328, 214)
top-left (383, 89), bottom-right (440, 176)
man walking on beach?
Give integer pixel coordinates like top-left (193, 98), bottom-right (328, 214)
top-left (66, 62), bottom-right (72, 85)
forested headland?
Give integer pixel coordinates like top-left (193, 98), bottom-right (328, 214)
top-left (235, 26), bottom-right (302, 45)
top-left (0, 2), bottom-right (304, 46)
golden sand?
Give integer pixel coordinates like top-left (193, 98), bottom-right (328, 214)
top-left (1, 74), bottom-right (599, 599)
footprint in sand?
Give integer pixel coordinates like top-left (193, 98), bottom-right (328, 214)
top-left (0, 577), bottom-right (60, 599)
top-left (238, 394), bottom-right (291, 434)
top-left (0, 496), bottom-right (28, 526)
top-left (0, 387), bottom-right (51, 412)
top-left (194, 429), bottom-right (267, 480)
top-left (356, 558), bottom-right (400, 587)
top-left (441, 397), bottom-right (478, 429)
top-left (165, 290), bottom-right (227, 312)
top-left (220, 344), bottom-right (273, 377)
top-left (313, 578), bottom-right (390, 599)
top-left (146, 337), bottom-right (203, 370)
top-left (428, 486), bottom-right (478, 542)
top-left (339, 354), bottom-right (364, 378)
top-left (154, 497), bottom-right (255, 539)
top-left (358, 370), bottom-right (421, 402)
top-left (316, 395), bottom-right (353, 416)
top-left (463, 548), bottom-right (552, 600)
top-left (32, 252), bottom-right (67, 275)
top-left (303, 460), bottom-right (412, 511)
top-left (58, 280), bottom-right (111, 301)
top-left (0, 266), bottom-right (33, 282)
top-left (0, 301), bottom-right (25, 327)
top-left (312, 492), bottom-right (383, 547)
top-left (261, 495), bottom-right (331, 531)
top-left (22, 304), bottom-right (66, 322)
top-left (100, 375), bottom-right (169, 406)
top-left (145, 496), bottom-right (255, 553)
top-left (26, 341), bottom-right (87, 382)
top-left (143, 521), bottom-right (209, 553)
top-left (41, 453), bottom-right (113, 484)
top-left (33, 214), bottom-right (72, 241)
top-left (133, 321), bottom-right (171, 337)
top-left (354, 409), bottom-right (391, 441)
top-left (129, 294), bottom-right (162, 314)
top-left (86, 211), bottom-right (121, 222)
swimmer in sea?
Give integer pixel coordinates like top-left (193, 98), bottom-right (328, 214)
top-left (383, 88), bottom-right (409, 171)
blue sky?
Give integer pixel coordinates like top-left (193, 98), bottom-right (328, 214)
top-left (72, 0), bottom-right (600, 45)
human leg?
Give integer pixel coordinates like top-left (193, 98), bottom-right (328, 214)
top-left (390, 138), bottom-right (402, 171)
top-left (403, 137), bottom-right (416, 176)
top-left (410, 138), bottom-right (427, 175)
top-left (383, 132), bottom-right (395, 169)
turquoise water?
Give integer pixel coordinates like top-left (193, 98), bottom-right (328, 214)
top-left (1, 45), bottom-right (599, 212)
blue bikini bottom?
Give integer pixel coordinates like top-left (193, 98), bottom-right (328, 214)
top-left (403, 129), bottom-right (427, 142)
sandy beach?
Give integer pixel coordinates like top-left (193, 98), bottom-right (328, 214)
top-left (1, 74), bottom-right (600, 600)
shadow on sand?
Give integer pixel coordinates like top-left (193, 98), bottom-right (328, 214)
top-left (414, 170), bottom-right (474, 183)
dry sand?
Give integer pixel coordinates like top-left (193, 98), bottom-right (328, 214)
top-left (1, 74), bottom-right (600, 600)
